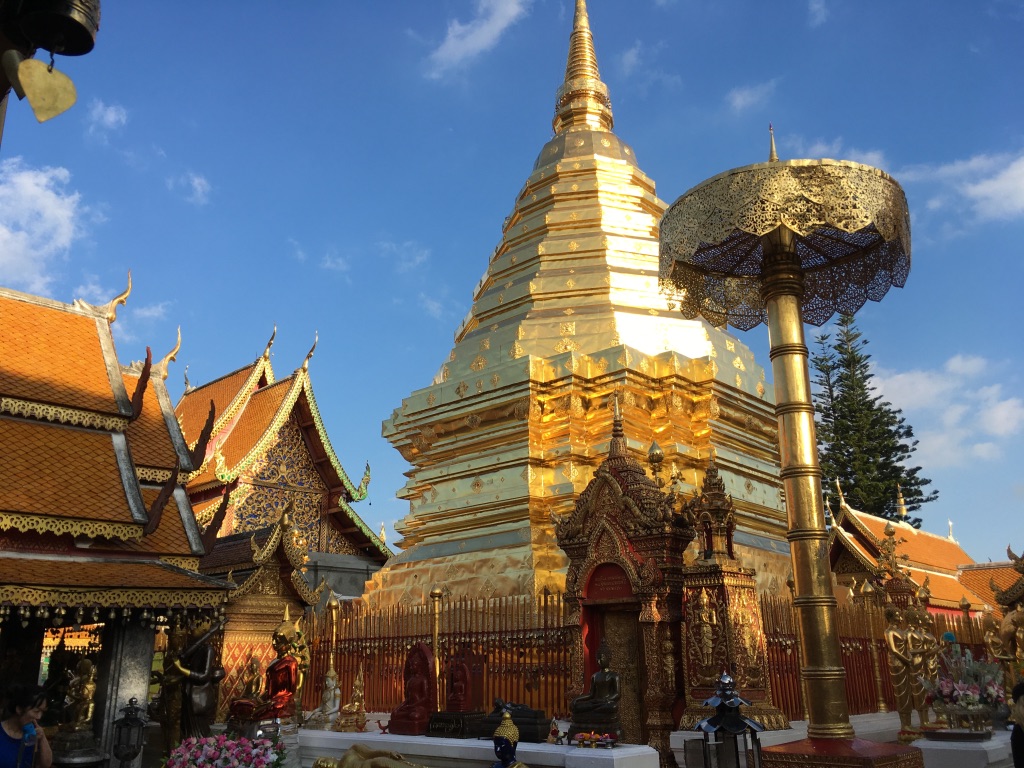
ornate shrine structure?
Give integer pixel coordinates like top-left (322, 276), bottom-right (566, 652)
top-left (175, 333), bottom-right (392, 718)
top-left (828, 486), bottom-right (986, 614)
top-left (0, 281), bottom-right (231, 755)
top-left (175, 331), bottom-right (391, 599)
top-left (555, 402), bottom-right (691, 761)
top-left (374, 0), bottom-right (787, 607)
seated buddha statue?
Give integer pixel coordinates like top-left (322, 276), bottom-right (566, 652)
top-left (571, 652), bottom-right (620, 716)
top-left (568, 650), bottom-right (622, 742)
top-left (388, 643), bottom-right (436, 735)
top-left (229, 614), bottom-right (300, 722)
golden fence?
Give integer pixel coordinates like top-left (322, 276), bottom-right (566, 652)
top-left (302, 590), bottom-right (573, 718)
top-left (301, 591), bottom-right (989, 723)
top-left (762, 595), bottom-right (988, 721)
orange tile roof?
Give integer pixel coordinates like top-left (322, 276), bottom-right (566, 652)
top-left (122, 371), bottom-right (179, 470)
top-left (0, 417), bottom-right (141, 525)
top-left (0, 554), bottom-right (224, 592)
top-left (189, 378), bottom-right (294, 487)
top-left (0, 292), bottom-right (122, 415)
top-left (116, 487), bottom-right (194, 555)
top-left (175, 363), bottom-right (259, 444)
top-left (958, 564), bottom-right (1021, 612)
top-left (905, 566), bottom-right (984, 609)
top-left (851, 511), bottom-right (974, 570)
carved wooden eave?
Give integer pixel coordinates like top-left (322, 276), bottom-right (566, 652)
top-left (228, 509), bottom-right (327, 607)
top-left (829, 524), bottom-right (884, 577)
top-left (190, 361), bottom-right (388, 561)
top-left (994, 545), bottom-right (1024, 607)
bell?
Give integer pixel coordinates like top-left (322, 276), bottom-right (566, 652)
top-left (5, 0), bottom-right (100, 56)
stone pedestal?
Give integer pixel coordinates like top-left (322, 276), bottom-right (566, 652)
top-left (49, 730), bottom-right (106, 768)
top-left (426, 711), bottom-right (484, 739)
top-left (912, 731), bottom-right (1013, 768)
top-left (761, 738), bottom-right (924, 768)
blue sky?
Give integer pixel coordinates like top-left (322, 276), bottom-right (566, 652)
top-left (3, 1), bottom-right (1022, 569)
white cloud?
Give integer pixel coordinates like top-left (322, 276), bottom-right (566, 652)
top-left (0, 158), bottom-right (83, 295)
top-left (321, 253), bottom-right (350, 272)
top-left (963, 155), bottom-right (1024, 220)
top-left (615, 40), bottom-right (681, 94)
top-left (620, 41), bottom-right (643, 77)
top-left (726, 79), bottom-right (777, 113)
top-left (419, 293), bottom-right (444, 319)
top-left (166, 172), bottom-right (211, 205)
top-left (379, 240), bottom-right (430, 273)
top-left (426, 0), bottom-right (530, 79)
top-left (87, 99), bottom-right (127, 139)
top-left (786, 136), bottom-right (888, 169)
top-left (874, 354), bottom-right (1024, 468)
top-left (808, 0), bottom-right (828, 27)
top-left (132, 302), bottom-right (169, 321)
top-left (287, 237), bottom-right (307, 262)
top-left (73, 274), bottom-right (109, 304)
top-left (897, 151), bottom-right (1024, 223)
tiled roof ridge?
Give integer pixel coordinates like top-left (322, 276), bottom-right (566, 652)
top-left (216, 373), bottom-right (302, 482)
top-left (124, 365), bottom-right (194, 471)
top-left (177, 358), bottom-right (268, 400)
top-left (0, 285), bottom-right (110, 319)
top-left (958, 561), bottom-right (1015, 571)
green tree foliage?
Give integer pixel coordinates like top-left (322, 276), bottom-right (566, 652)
top-left (811, 315), bottom-right (937, 527)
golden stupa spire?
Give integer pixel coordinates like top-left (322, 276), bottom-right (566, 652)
top-left (895, 483), bottom-right (907, 519)
top-left (553, 0), bottom-right (613, 134)
top-left (768, 123), bottom-right (778, 162)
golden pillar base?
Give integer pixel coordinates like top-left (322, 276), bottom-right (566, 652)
top-left (762, 738), bottom-right (923, 768)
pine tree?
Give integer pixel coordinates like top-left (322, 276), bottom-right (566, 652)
top-left (811, 315), bottom-right (937, 527)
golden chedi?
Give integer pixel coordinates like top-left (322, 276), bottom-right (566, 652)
top-left (372, 0), bottom-right (787, 607)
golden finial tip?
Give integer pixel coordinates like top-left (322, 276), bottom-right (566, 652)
top-left (104, 270), bottom-right (132, 323)
top-left (158, 326), bottom-right (182, 380)
top-left (263, 325), bottom-right (277, 358)
top-left (302, 331), bottom-right (318, 371)
top-left (768, 123), bottom-right (778, 163)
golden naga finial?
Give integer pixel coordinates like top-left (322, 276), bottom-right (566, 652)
top-left (302, 331), bottom-right (318, 371)
top-left (768, 123), bottom-right (778, 162)
top-left (157, 326), bottom-right (182, 381)
top-left (263, 325), bottom-right (277, 359)
top-left (104, 271), bottom-right (132, 323)
top-left (834, 478), bottom-right (846, 505)
top-left (553, 0), bottom-right (613, 133)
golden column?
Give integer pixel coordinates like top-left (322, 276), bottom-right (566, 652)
top-left (659, 131), bottom-right (913, 745)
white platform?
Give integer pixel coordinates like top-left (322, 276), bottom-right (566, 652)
top-left (299, 729), bottom-right (660, 768)
top-left (910, 731), bottom-right (1012, 768)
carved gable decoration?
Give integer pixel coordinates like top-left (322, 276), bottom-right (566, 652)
top-left (555, 409), bottom-right (694, 603)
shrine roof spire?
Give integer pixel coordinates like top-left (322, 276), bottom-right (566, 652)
top-left (553, 0), bottom-right (613, 134)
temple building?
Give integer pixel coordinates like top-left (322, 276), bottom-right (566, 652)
top-left (828, 487), bottom-right (987, 614)
top-left (0, 281), bottom-right (231, 754)
top-left (372, 0), bottom-right (788, 607)
top-left (175, 332), bottom-right (391, 600)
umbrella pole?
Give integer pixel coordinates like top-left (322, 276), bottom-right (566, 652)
top-left (761, 229), bottom-right (854, 739)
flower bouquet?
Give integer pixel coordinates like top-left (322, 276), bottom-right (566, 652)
top-left (922, 646), bottom-right (1005, 733)
top-left (165, 734), bottom-right (285, 768)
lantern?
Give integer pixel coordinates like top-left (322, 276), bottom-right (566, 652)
top-left (688, 673), bottom-right (764, 768)
top-left (111, 697), bottom-right (146, 768)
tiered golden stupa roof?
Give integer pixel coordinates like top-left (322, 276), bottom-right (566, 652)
top-left (828, 488), bottom-right (985, 612)
top-left (374, 0), bottom-right (787, 607)
top-left (0, 282), bottom-right (230, 611)
top-left (175, 334), bottom-right (389, 566)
